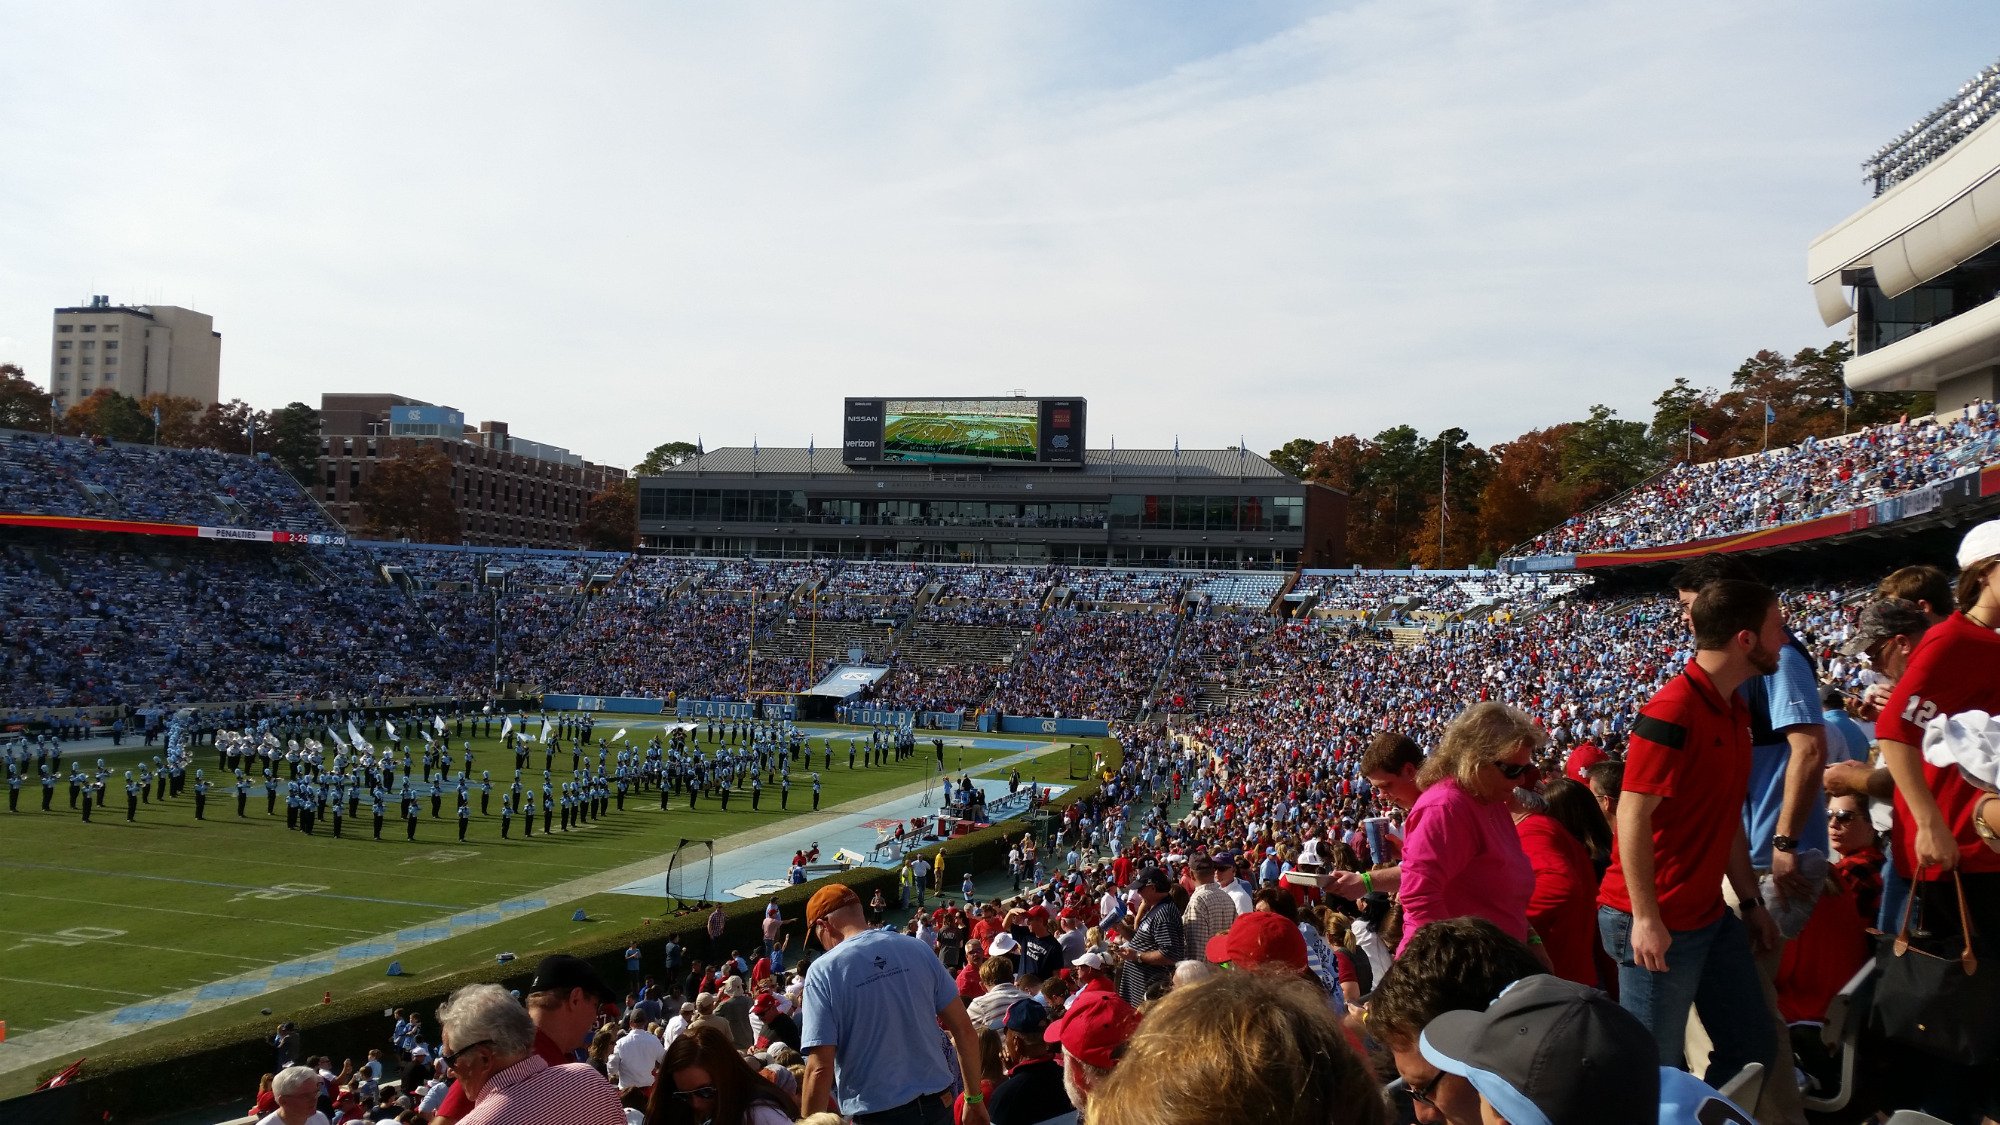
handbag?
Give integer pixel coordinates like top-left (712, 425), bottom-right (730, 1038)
top-left (1871, 869), bottom-right (2000, 1066)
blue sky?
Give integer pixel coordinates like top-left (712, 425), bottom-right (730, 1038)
top-left (1, 2), bottom-right (1995, 468)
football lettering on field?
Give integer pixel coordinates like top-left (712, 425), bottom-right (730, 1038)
top-left (228, 882), bottom-right (331, 903)
top-left (6, 927), bottom-right (128, 954)
top-left (400, 849), bottom-right (478, 866)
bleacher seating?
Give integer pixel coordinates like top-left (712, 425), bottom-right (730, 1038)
top-left (0, 430), bottom-right (340, 535)
top-left (1507, 402), bottom-right (2000, 558)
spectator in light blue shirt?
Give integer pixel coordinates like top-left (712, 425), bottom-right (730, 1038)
top-left (1819, 685), bottom-right (1871, 766)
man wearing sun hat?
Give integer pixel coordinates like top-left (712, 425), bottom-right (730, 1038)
top-left (799, 882), bottom-right (988, 1125)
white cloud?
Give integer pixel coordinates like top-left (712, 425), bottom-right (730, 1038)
top-left (0, 1), bottom-right (1994, 465)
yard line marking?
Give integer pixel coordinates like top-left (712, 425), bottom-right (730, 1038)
top-left (0, 927), bottom-right (279, 963)
top-left (0, 976), bottom-right (150, 998)
top-left (0, 891), bottom-right (377, 936)
top-left (0, 861), bottom-right (463, 910)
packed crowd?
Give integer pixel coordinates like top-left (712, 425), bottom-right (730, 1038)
top-left (0, 430), bottom-right (340, 533)
top-left (992, 610), bottom-right (1180, 720)
top-left (1509, 402), bottom-right (2000, 558)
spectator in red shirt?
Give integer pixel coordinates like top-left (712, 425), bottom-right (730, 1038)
top-left (1597, 579), bottom-right (1783, 1088)
top-left (1872, 520), bottom-right (2000, 1121)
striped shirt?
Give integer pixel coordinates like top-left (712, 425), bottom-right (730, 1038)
top-left (459, 1055), bottom-right (624, 1125)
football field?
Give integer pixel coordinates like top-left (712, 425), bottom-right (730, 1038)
top-left (0, 717), bottom-right (1074, 1066)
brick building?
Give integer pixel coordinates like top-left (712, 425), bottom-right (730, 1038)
top-left (315, 393), bottom-right (625, 549)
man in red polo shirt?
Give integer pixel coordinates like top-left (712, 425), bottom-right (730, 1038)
top-left (1598, 579), bottom-right (1783, 1088)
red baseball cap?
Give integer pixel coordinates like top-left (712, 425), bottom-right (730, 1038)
top-left (1044, 989), bottom-right (1139, 1070)
top-left (1026, 905), bottom-right (1050, 922)
top-left (1204, 911), bottom-right (1308, 971)
top-left (1563, 743), bottom-right (1606, 784)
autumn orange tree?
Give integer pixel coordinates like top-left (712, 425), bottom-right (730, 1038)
top-left (358, 446), bottom-right (461, 543)
top-left (577, 479), bottom-right (637, 550)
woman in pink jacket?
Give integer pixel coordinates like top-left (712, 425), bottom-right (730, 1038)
top-left (1396, 702), bottom-right (1539, 953)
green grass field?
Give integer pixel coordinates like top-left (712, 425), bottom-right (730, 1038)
top-left (0, 718), bottom-right (1072, 1065)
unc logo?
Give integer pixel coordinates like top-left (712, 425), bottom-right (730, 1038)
top-left (1041, 720), bottom-right (1058, 733)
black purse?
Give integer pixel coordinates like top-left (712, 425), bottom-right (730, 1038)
top-left (1871, 870), bottom-right (2000, 1066)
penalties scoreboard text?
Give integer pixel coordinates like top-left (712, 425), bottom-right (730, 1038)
top-left (843, 397), bottom-right (1087, 467)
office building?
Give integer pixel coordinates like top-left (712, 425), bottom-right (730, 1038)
top-left (49, 296), bottom-right (222, 409)
top-left (316, 392), bottom-right (625, 549)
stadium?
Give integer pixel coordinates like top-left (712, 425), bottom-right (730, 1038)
top-left (8, 31), bottom-right (2000, 1125)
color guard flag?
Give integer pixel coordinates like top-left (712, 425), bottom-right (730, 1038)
top-left (385, 720), bottom-right (398, 741)
top-left (434, 716), bottom-right (447, 734)
top-left (501, 717), bottom-right (514, 739)
top-left (1764, 402), bottom-right (1777, 425)
top-left (540, 719), bottom-right (552, 744)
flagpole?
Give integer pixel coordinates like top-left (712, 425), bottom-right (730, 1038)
top-left (1439, 438), bottom-right (1447, 566)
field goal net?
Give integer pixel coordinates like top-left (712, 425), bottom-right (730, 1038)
top-left (665, 838), bottom-right (714, 914)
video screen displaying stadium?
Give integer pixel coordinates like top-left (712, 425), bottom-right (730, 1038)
top-left (881, 398), bottom-right (1041, 464)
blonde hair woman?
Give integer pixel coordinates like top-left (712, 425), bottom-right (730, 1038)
top-left (1397, 702), bottom-right (1543, 954)
top-left (1088, 971), bottom-right (1384, 1125)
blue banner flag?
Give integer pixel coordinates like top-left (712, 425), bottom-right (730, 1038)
top-left (1764, 403), bottom-right (1776, 425)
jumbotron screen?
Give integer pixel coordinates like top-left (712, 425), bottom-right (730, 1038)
top-left (842, 397), bottom-right (1086, 467)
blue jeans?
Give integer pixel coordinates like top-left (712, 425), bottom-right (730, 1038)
top-left (1598, 906), bottom-right (1776, 1087)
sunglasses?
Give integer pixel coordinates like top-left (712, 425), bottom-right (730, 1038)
top-left (1494, 759), bottom-right (1533, 780)
top-left (1828, 809), bottom-right (1861, 824)
top-left (439, 1040), bottom-right (490, 1068)
top-left (1407, 1071), bottom-right (1445, 1108)
top-left (670, 1086), bottom-right (719, 1102)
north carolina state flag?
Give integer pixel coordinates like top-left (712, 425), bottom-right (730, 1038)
top-left (1688, 421), bottom-right (1712, 445)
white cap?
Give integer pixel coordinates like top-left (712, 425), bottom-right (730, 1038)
top-left (988, 932), bottom-right (1020, 957)
top-left (1073, 951), bottom-right (1107, 970)
top-left (1959, 519), bottom-right (2000, 569)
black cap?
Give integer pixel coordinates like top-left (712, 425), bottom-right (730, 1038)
top-left (1002, 997), bottom-right (1052, 1035)
top-left (1420, 975), bottom-right (1657, 1125)
top-left (1134, 866), bottom-right (1173, 893)
top-left (527, 954), bottom-right (615, 1002)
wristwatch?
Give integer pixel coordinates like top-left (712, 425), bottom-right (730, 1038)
top-left (1771, 835), bottom-right (1798, 854)
top-left (1974, 794), bottom-right (2000, 847)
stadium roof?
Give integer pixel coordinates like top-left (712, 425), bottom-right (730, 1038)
top-left (663, 446), bottom-right (1296, 481)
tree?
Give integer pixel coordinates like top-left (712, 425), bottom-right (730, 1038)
top-left (1477, 425), bottom-right (1575, 555)
top-left (577, 479), bottom-right (637, 550)
top-left (634, 441), bottom-right (700, 475)
top-left (193, 399), bottom-right (270, 454)
top-left (136, 394), bottom-right (205, 448)
top-left (1559, 405), bottom-right (1656, 508)
top-left (60, 389), bottom-right (151, 442)
top-left (0, 364), bottom-right (52, 431)
top-left (1266, 438), bottom-right (1323, 480)
top-left (358, 446), bottom-right (461, 543)
top-left (265, 402), bottom-right (323, 484)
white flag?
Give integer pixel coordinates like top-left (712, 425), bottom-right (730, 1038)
top-left (501, 717), bottom-right (515, 739)
top-left (541, 719), bottom-right (553, 744)
top-left (434, 716), bottom-right (447, 734)
top-left (419, 729), bottom-right (433, 744)
top-left (328, 730), bottom-right (348, 752)
top-left (612, 728), bottom-right (628, 743)
top-left (385, 720), bottom-right (399, 741)
top-left (347, 720), bottom-right (364, 746)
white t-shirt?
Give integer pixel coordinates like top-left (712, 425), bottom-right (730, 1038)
top-left (611, 1028), bottom-right (667, 1090)
top-left (259, 1112), bottom-right (329, 1125)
